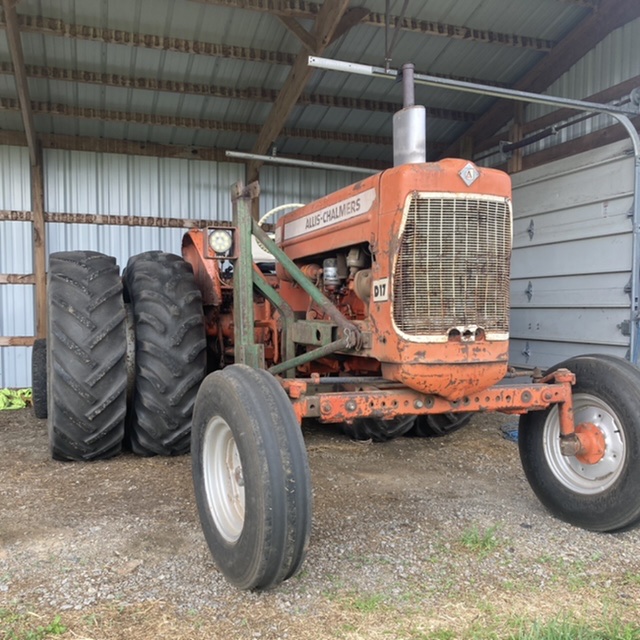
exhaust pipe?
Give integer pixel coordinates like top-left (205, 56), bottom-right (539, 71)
top-left (393, 63), bottom-right (426, 166)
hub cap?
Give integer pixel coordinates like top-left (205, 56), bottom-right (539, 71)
top-left (202, 416), bottom-right (245, 542)
top-left (543, 393), bottom-right (625, 495)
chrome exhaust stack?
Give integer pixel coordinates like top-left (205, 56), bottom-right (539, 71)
top-left (393, 63), bottom-right (426, 166)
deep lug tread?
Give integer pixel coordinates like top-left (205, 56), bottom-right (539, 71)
top-left (47, 251), bottom-right (127, 461)
top-left (31, 338), bottom-right (48, 419)
top-left (123, 251), bottom-right (206, 456)
top-left (407, 412), bottom-right (473, 438)
top-left (342, 416), bottom-right (416, 442)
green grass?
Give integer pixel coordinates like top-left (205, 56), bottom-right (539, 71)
top-left (460, 525), bottom-right (500, 556)
top-left (409, 616), bottom-right (640, 640)
top-left (0, 609), bottom-right (67, 640)
top-left (347, 593), bottom-right (385, 613)
top-left (505, 616), bottom-right (640, 640)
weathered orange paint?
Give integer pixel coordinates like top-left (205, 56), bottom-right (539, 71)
top-left (182, 162), bottom-right (583, 443)
top-left (574, 423), bottom-right (606, 465)
top-left (275, 159), bottom-right (512, 400)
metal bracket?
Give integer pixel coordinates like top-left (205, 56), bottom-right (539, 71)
top-left (618, 319), bottom-right (631, 336)
top-left (525, 281), bottom-right (534, 302)
top-left (527, 220), bottom-right (535, 240)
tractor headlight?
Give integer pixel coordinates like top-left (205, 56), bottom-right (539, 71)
top-left (208, 229), bottom-right (233, 255)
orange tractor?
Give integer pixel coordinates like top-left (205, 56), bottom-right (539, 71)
top-left (45, 71), bottom-right (640, 591)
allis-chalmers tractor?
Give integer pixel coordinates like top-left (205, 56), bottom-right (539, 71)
top-left (44, 70), bottom-right (640, 591)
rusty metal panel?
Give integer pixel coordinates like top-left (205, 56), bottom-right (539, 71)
top-left (510, 140), bottom-right (633, 368)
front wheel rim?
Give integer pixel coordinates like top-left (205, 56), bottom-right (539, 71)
top-left (202, 416), bottom-right (245, 543)
top-left (543, 393), bottom-right (625, 495)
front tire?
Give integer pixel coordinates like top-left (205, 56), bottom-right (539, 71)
top-left (47, 251), bottom-right (127, 461)
top-left (123, 252), bottom-right (206, 456)
top-left (519, 355), bottom-right (640, 532)
top-left (192, 365), bottom-right (312, 590)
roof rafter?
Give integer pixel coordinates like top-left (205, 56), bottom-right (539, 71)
top-left (0, 15), bottom-right (510, 88)
top-left (1, 0), bottom-right (38, 164)
top-left (442, 0), bottom-right (640, 158)
top-left (0, 13), bottom-right (297, 64)
top-left (0, 98), bottom-right (393, 147)
top-left (188, 0), bottom-right (556, 51)
top-left (248, 0), bottom-right (354, 179)
top-left (0, 62), bottom-right (478, 123)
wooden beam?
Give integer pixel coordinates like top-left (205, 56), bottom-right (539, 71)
top-left (0, 337), bottom-right (35, 347)
top-left (519, 115), bottom-right (640, 171)
top-left (0, 274), bottom-right (36, 284)
top-left (473, 74), bottom-right (640, 156)
top-left (2, 0), bottom-right (37, 165)
top-left (189, 0), bottom-right (556, 51)
top-left (0, 131), bottom-right (394, 171)
top-left (443, 0), bottom-right (640, 158)
top-left (0, 98), bottom-right (393, 147)
top-left (31, 152), bottom-right (47, 339)
top-left (277, 16), bottom-right (316, 52)
top-left (0, 62), bottom-right (478, 123)
top-left (248, 0), bottom-right (352, 180)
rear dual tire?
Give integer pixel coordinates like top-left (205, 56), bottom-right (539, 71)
top-left (47, 252), bottom-right (127, 461)
top-left (123, 251), bottom-right (206, 456)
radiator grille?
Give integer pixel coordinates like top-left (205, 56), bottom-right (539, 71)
top-left (392, 195), bottom-right (511, 336)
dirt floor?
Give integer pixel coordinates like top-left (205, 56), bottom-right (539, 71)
top-left (1, 409), bottom-right (640, 639)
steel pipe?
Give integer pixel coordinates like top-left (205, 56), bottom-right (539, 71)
top-left (226, 150), bottom-right (378, 175)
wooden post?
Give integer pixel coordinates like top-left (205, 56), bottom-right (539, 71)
top-left (507, 103), bottom-right (524, 174)
top-left (31, 151), bottom-right (47, 338)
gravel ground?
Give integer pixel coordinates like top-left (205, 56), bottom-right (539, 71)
top-left (1, 408), bottom-right (640, 639)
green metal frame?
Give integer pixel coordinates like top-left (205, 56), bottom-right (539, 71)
top-left (231, 181), bottom-right (361, 376)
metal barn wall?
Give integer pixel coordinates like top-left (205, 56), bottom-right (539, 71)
top-left (0, 145), bottom-right (32, 387)
top-left (509, 139), bottom-right (634, 369)
top-left (0, 147), bottom-right (361, 386)
top-left (523, 17), bottom-right (640, 157)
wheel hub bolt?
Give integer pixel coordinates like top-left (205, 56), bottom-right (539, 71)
top-left (234, 466), bottom-right (244, 487)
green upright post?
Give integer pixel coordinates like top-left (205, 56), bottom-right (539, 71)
top-left (231, 181), bottom-right (265, 369)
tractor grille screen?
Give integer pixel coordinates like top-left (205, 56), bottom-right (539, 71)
top-left (392, 195), bottom-right (511, 336)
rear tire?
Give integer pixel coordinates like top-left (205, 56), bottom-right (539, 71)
top-left (192, 365), bottom-right (312, 590)
top-left (47, 251), bottom-right (127, 461)
top-left (123, 251), bottom-right (206, 456)
top-left (31, 338), bottom-right (47, 419)
top-left (407, 412), bottom-right (472, 437)
top-left (519, 355), bottom-right (640, 532)
top-left (342, 416), bottom-right (416, 442)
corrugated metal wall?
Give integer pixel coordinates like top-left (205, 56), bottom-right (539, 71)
top-left (0, 146), bottom-right (32, 387)
top-left (509, 139), bottom-right (634, 368)
top-left (0, 147), bottom-right (360, 386)
top-left (524, 18), bottom-right (640, 157)
top-left (477, 17), bottom-right (640, 167)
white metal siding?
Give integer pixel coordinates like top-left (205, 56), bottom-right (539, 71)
top-left (0, 147), bottom-right (360, 386)
top-left (509, 139), bottom-right (634, 368)
top-left (0, 146), bottom-right (32, 387)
